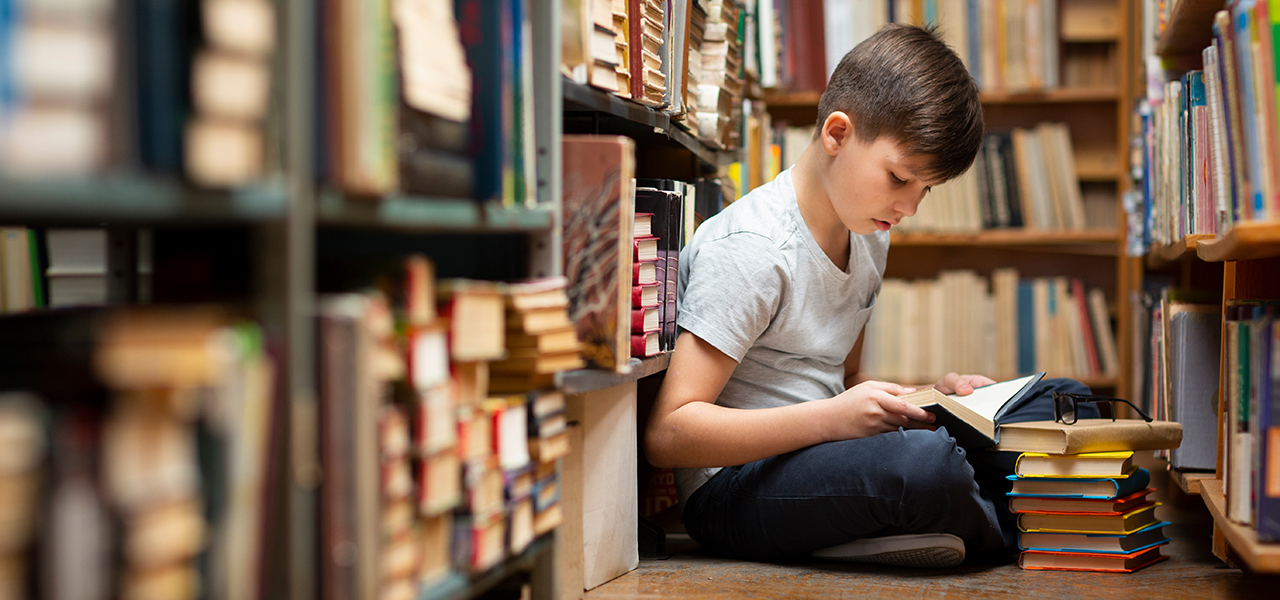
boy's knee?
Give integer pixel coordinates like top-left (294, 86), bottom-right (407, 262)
top-left (895, 428), bottom-right (976, 493)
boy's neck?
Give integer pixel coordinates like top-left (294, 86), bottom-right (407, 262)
top-left (792, 142), bottom-right (851, 271)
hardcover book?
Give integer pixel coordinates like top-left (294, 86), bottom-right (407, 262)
top-left (899, 372), bottom-right (1045, 449)
top-left (561, 135), bottom-right (635, 373)
top-left (993, 419), bottom-right (1184, 454)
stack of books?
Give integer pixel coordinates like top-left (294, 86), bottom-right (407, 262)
top-left (527, 391), bottom-right (570, 537)
top-left (491, 277), bottom-right (582, 393)
top-left (630, 210), bottom-right (661, 357)
top-left (694, 0), bottom-right (742, 149)
top-left (1007, 451), bottom-right (1169, 572)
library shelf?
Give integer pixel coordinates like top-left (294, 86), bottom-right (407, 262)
top-left (420, 534), bottom-right (553, 600)
top-left (761, 88), bottom-right (1122, 108)
top-left (1201, 479), bottom-right (1280, 573)
top-left (562, 78), bottom-right (721, 170)
top-left (558, 353), bottom-right (672, 396)
top-left (1148, 233), bottom-right (1215, 266)
top-left (0, 175), bottom-right (288, 225)
top-left (316, 192), bottom-right (553, 233)
top-left (1169, 468), bottom-right (1213, 496)
top-left (1155, 0), bottom-right (1226, 57)
top-left (1196, 222), bottom-right (1280, 262)
top-left (889, 229), bottom-right (1121, 248)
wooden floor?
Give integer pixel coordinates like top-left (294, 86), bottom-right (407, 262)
top-left (586, 455), bottom-right (1280, 599)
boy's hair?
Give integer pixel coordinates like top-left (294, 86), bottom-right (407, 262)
top-left (816, 23), bottom-right (983, 183)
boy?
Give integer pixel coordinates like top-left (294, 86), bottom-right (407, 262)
top-left (643, 24), bottom-right (1094, 568)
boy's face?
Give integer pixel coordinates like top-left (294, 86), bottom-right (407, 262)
top-left (827, 132), bottom-right (938, 236)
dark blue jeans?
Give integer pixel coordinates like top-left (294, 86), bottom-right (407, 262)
top-left (681, 378), bottom-right (1096, 561)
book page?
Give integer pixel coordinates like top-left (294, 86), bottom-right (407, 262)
top-left (948, 373), bottom-right (1040, 421)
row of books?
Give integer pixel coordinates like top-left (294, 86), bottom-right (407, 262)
top-left (760, 0), bottom-right (1119, 95)
top-left (861, 270), bottom-right (1119, 385)
top-left (0, 228), bottom-right (159, 312)
top-left (0, 308), bottom-right (276, 599)
top-left (1221, 304), bottom-right (1280, 543)
top-left (1141, 290), bottom-right (1221, 472)
top-left (0, 0), bottom-right (278, 186)
top-left (317, 258), bottom-right (580, 597)
top-left (570, 0), bottom-right (743, 150)
top-left (1009, 452), bottom-right (1169, 572)
top-left (561, 135), bottom-right (726, 371)
top-left (1138, 4), bottom-right (1280, 249)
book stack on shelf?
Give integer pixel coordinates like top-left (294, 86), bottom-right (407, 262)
top-left (629, 208), bottom-right (661, 357)
top-left (1137, 291), bottom-right (1220, 471)
top-left (0, 308), bottom-right (277, 599)
top-left (1221, 304), bottom-right (1280, 543)
top-left (634, 179), bottom-right (693, 356)
top-left (526, 390), bottom-right (569, 538)
top-left (862, 269), bottom-right (1120, 384)
top-left (626, 0), bottom-right (667, 107)
top-left (694, 0), bottom-right (742, 149)
top-left (1007, 453), bottom-right (1169, 572)
top-left (186, 0), bottom-right (275, 187)
top-left (491, 277), bottom-right (583, 393)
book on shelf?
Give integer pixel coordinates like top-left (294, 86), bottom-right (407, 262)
top-left (1, 228), bottom-right (44, 313)
top-left (993, 419), bottom-right (1184, 454)
top-left (561, 134), bottom-right (635, 373)
top-left (438, 279), bottom-right (506, 362)
top-left (1014, 451), bottom-right (1135, 478)
top-left (1162, 300), bottom-right (1221, 471)
top-left (1009, 488), bottom-right (1157, 515)
top-left (898, 372), bottom-right (1045, 450)
top-left (632, 260), bottom-right (658, 286)
top-left (631, 282), bottom-right (660, 308)
top-left (630, 330), bottom-right (660, 358)
top-left (631, 305), bottom-right (660, 333)
top-left (1007, 466), bottom-right (1151, 499)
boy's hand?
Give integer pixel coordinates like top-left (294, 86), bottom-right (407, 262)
top-left (934, 373), bottom-right (997, 396)
top-left (822, 380), bottom-right (936, 441)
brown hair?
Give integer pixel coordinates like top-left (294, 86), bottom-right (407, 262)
top-left (816, 23), bottom-right (983, 183)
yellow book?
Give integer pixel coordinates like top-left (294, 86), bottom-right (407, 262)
top-left (1017, 503), bottom-right (1162, 535)
top-left (1014, 451), bottom-right (1135, 478)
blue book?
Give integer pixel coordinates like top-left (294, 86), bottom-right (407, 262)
top-left (1019, 521), bottom-right (1172, 554)
top-left (1233, 1), bottom-right (1266, 219)
top-left (1007, 467), bottom-right (1152, 499)
top-left (456, 0), bottom-right (513, 203)
top-left (135, 0), bottom-right (193, 174)
top-left (1017, 281), bottom-right (1035, 375)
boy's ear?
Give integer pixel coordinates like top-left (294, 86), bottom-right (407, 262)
top-left (820, 111), bottom-right (854, 156)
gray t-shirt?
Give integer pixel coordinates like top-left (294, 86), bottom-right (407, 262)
top-left (674, 168), bottom-right (889, 507)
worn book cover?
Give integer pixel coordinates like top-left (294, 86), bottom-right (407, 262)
top-left (993, 419), bottom-right (1183, 454)
top-left (562, 135), bottom-right (635, 372)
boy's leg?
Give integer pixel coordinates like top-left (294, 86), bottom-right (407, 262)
top-left (681, 426), bottom-right (1007, 562)
top-left (965, 378), bottom-right (1101, 547)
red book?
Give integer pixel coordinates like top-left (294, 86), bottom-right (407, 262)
top-left (1009, 488), bottom-right (1157, 515)
top-left (631, 306), bottom-right (659, 333)
top-left (631, 282), bottom-right (660, 308)
top-left (632, 259), bottom-right (658, 285)
top-left (633, 236), bottom-right (659, 262)
top-left (1019, 544), bottom-right (1169, 572)
top-left (1072, 279), bottom-right (1101, 375)
top-left (631, 331), bottom-right (659, 357)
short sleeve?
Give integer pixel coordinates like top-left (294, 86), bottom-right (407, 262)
top-left (677, 233), bottom-right (785, 362)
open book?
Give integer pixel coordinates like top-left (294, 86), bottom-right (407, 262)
top-left (900, 372), bottom-right (1045, 449)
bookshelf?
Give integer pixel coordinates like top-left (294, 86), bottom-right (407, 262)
top-left (760, 0), bottom-right (1137, 393)
top-left (1136, 0), bottom-right (1280, 573)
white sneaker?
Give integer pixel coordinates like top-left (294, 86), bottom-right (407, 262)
top-left (811, 533), bottom-right (966, 568)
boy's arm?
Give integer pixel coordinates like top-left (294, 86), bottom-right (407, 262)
top-left (644, 330), bottom-right (934, 469)
top-left (842, 330), bottom-right (874, 388)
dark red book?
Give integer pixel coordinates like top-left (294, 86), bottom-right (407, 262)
top-left (632, 259), bottom-right (658, 285)
top-left (631, 306), bottom-right (660, 333)
top-left (631, 331), bottom-right (659, 357)
top-left (633, 236), bottom-right (659, 262)
top-left (631, 282), bottom-right (660, 308)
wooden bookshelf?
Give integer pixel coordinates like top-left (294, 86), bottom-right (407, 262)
top-left (1196, 222), bottom-right (1280, 262)
top-left (0, 176), bottom-right (288, 225)
top-left (421, 534), bottom-right (554, 600)
top-left (1201, 479), bottom-right (1280, 572)
top-left (1147, 233), bottom-right (1215, 265)
top-left (1156, 0), bottom-right (1226, 57)
top-left (1171, 469), bottom-right (1214, 496)
top-left (890, 229), bottom-right (1121, 248)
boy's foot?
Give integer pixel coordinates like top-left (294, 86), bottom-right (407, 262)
top-left (811, 533), bottom-right (965, 568)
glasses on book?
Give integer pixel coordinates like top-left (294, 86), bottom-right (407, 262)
top-left (1051, 392), bottom-right (1153, 425)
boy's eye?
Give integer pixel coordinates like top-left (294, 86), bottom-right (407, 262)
top-left (890, 173), bottom-right (906, 185)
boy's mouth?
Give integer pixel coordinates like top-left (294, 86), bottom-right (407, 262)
top-left (873, 219), bottom-right (892, 232)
